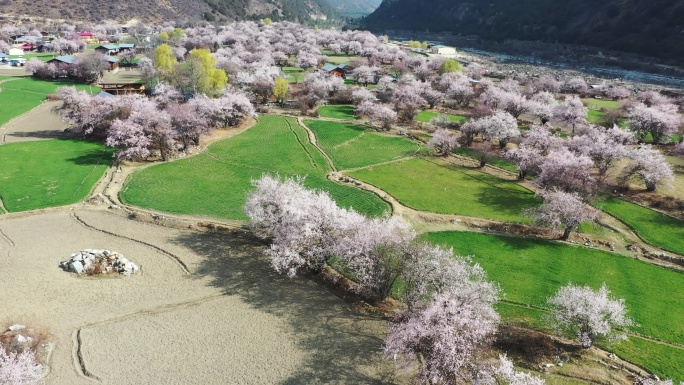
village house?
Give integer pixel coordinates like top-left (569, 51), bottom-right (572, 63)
top-left (94, 43), bottom-right (135, 56)
top-left (430, 45), bottom-right (457, 56)
top-left (321, 63), bottom-right (347, 78)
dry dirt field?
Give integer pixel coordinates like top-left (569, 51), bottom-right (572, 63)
top-left (0, 208), bottom-right (405, 384)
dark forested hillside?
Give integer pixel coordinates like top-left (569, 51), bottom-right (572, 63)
top-left (363, 0), bottom-right (684, 61)
top-left (324, 0), bottom-right (381, 16)
top-left (0, 0), bottom-right (339, 24)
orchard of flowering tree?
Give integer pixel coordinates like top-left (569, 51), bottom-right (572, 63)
top-left (1, 16), bottom-right (684, 385)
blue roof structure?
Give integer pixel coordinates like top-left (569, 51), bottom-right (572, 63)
top-left (97, 44), bottom-right (119, 51)
top-left (49, 55), bottom-right (75, 64)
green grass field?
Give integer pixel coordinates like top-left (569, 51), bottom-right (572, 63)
top-left (415, 110), bottom-right (469, 124)
top-left (121, 116), bottom-right (390, 220)
top-left (425, 231), bottom-right (684, 381)
top-left (349, 158), bottom-right (540, 222)
top-left (21, 53), bottom-right (56, 62)
top-left (0, 78), bottom-right (99, 126)
top-left (306, 120), bottom-right (427, 170)
top-left (0, 139), bottom-right (114, 212)
top-left (594, 196), bottom-right (684, 255)
top-left (2, 78), bottom-right (98, 94)
top-left (454, 147), bottom-right (518, 172)
top-left (587, 109), bottom-right (606, 124)
top-left (317, 105), bottom-right (356, 120)
top-left (0, 90), bottom-right (48, 127)
top-left (581, 98), bottom-right (621, 110)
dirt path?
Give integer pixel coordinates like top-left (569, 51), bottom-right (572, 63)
top-left (297, 117), bottom-right (337, 171)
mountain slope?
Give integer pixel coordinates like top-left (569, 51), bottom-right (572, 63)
top-left (363, 0), bottom-right (684, 61)
top-left (324, 0), bottom-right (381, 16)
top-left (0, 0), bottom-right (338, 24)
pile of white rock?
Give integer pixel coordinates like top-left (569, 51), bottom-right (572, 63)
top-left (60, 249), bottom-right (139, 276)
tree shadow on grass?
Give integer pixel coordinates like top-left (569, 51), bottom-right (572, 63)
top-left (472, 183), bottom-right (540, 224)
top-left (172, 231), bottom-right (405, 385)
top-left (6, 130), bottom-right (66, 141)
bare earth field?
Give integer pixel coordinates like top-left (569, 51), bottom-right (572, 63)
top-left (0, 101), bottom-right (67, 143)
top-left (0, 208), bottom-right (404, 385)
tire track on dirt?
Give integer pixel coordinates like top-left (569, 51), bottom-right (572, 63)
top-left (0, 223), bottom-right (15, 259)
top-left (70, 212), bottom-right (190, 275)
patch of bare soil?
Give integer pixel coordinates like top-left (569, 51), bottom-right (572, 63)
top-left (0, 208), bottom-right (407, 385)
top-left (1, 101), bottom-right (67, 143)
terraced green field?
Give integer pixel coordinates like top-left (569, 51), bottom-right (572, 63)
top-left (415, 110), bottom-right (468, 123)
top-left (0, 78), bottom-right (98, 126)
top-left (426, 231), bottom-right (684, 381)
top-left (594, 196), bottom-right (684, 255)
top-left (581, 98), bottom-right (621, 110)
top-left (0, 139), bottom-right (113, 212)
top-left (2, 78), bottom-right (98, 94)
top-left (121, 116), bottom-right (390, 219)
top-left (317, 105), bottom-right (356, 120)
top-left (305, 120), bottom-right (428, 170)
top-left (349, 158), bottom-right (540, 223)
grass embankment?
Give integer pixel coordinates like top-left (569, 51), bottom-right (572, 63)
top-left (349, 157), bottom-right (540, 223)
top-left (0, 78), bottom-right (98, 126)
top-left (425, 231), bottom-right (684, 381)
top-left (305, 120), bottom-right (428, 170)
top-left (0, 139), bottom-right (113, 212)
top-left (594, 196), bottom-right (684, 256)
top-left (317, 105), bottom-right (356, 120)
top-left (121, 116), bottom-right (390, 220)
top-left (415, 110), bottom-right (468, 124)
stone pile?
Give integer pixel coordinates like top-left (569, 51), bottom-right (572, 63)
top-left (60, 249), bottom-right (139, 276)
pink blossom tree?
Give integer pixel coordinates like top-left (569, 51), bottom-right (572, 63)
top-left (350, 87), bottom-right (376, 105)
top-left (525, 189), bottom-right (598, 239)
top-left (357, 102), bottom-right (397, 130)
top-left (105, 119), bottom-right (153, 161)
top-left (169, 102), bottom-right (210, 150)
top-left (244, 174), bottom-right (365, 276)
top-left (335, 216), bottom-right (416, 300)
top-left (548, 283), bottom-right (634, 348)
top-left (0, 348), bottom-right (42, 385)
top-left (525, 75), bottom-right (560, 95)
top-left (536, 148), bottom-right (595, 193)
top-left (636, 90), bottom-right (672, 107)
top-left (506, 146), bottom-right (544, 180)
top-left (427, 128), bottom-right (460, 156)
top-left (475, 111), bottom-right (520, 149)
top-left (553, 95), bottom-right (588, 135)
top-left (352, 65), bottom-right (380, 86)
top-left (562, 77), bottom-right (588, 94)
top-left (604, 86), bottom-right (630, 100)
top-left (384, 278), bottom-right (500, 384)
top-left (476, 355), bottom-right (546, 385)
top-left (628, 103), bottom-right (681, 144)
top-left (622, 145), bottom-right (674, 191)
top-left (393, 79), bottom-right (428, 122)
top-left (527, 91), bottom-right (557, 125)
top-left (567, 125), bottom-right (633, 180)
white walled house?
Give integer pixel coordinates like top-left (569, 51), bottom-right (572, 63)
top-left (431, 45), bottom-right (457, 55)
